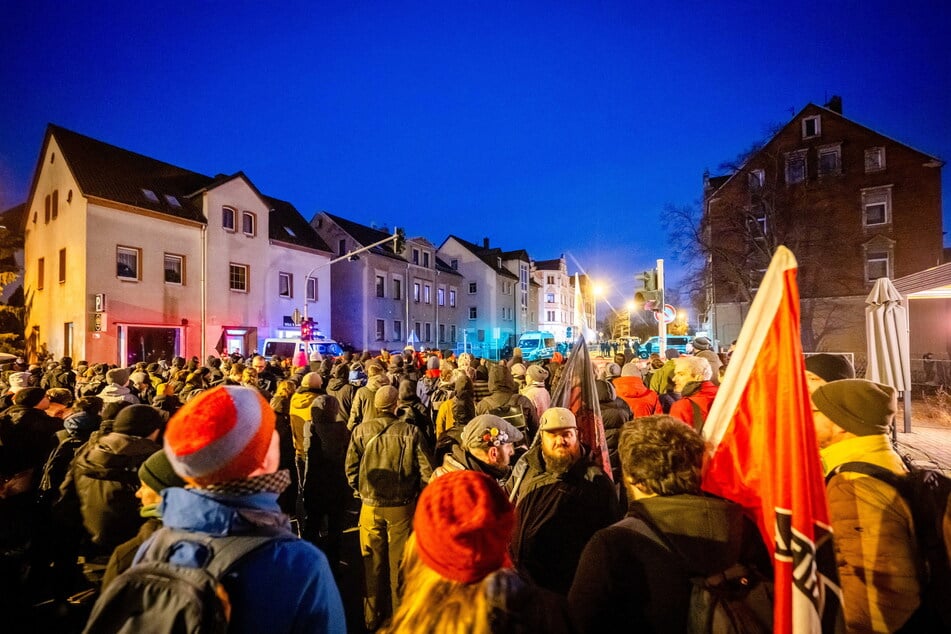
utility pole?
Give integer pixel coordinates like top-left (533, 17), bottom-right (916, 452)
top-left (657, 258), bottom-right (666, 356)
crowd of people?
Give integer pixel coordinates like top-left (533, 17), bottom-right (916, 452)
top-left (0, 338), bottom-right (942, 632)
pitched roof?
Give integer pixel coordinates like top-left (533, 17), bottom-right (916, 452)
top-left (445, 235), bottom-right (519, 280)
top-left (321, 212), bottom-right (403, 260)
top-left (42, 125), bottom-right (328, 251)
top-left (1, 203), bottom-right (26, 235)
top-left (48, 124), bottom-right (209, 222)
top-left (434, 256), bottom-right (463, 277)
top-left (533, 258), bottom-right (563, 271)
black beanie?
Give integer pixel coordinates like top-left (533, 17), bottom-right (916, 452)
top-left (812, 379), bottom-right (895, 436)
top-left (138, 449), bottom-right (185, 492)
top-left (112, 404), bottom-right (163, 437)
top-left (14, 387), bottom-right (46, 408)
top-left (805, 353), bottom-right (855, 383)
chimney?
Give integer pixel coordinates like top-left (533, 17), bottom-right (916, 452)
top-left (483, 237), bottom-right (489, 249)
top-left (824, 95), bottom-right (842, 114)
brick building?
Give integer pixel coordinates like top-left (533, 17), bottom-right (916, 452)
top-left (704, 99), bottom-right (944, 358)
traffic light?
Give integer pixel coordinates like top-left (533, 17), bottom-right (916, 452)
top-left (300, 317), bottom-right (314, 341)
top-left (633, 269), bottom-right (661, 310)
top-left (566, 326), bottom-right (573, 340)
top-left (393, 227), bottom-right (406, 254)
top-left (635, 269), bottom-right (658, 291)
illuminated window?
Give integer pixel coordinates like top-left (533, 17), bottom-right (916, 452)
top-left (222, 207), bottom-right (236, 231)
top-left (117, 246), bottom-right (140, 280)
top-left (230, 263), bottom-right (249, 292)
top-left (279, 272), bottom-right (293, 298)
top-left (164, 254), bottom-right (184, 285)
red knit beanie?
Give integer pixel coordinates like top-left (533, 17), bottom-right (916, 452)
top-left (413, 470), bottom-right (514, 584)
top-left (163, 385), bottom-right (275, 486)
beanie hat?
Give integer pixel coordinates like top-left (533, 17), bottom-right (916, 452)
top-left (426, 355), bottom-right (440, 371)
top-left (374, 385), bottom-right (399, 411)
top-left (805, 353), bottom-right (856, 383)
top-left (14, 387), bottom-right (46, 407)
top-left (621, 362), bottom-right (640, 377)
top-left (665, 349), bottom-right (680, 359)
top-left (302, 372), bottom-right (322, 390)
top-left (413, 470), bottom-right (515, 583)
top-left (692, 336), bottom-right (712, 351)
top-left (130, 371), bottom-right (148, 386)
top-left (106, 367), bottom-right (130, 386)
top-left (112, 404), bottom-right (164, 437)
top-left (138, 449), bottom-right (186, 492)
top-left (367, 361), bottom-right (385, 377)
top-left (164, 385), bottom-right (275, 486)
top-left (8, 371), bottom-right (32, 392)
top-left (526, 365), bottom-right (549, 384)
top-left (309, 351), bottom-right (321, 362)
top-left (812, 379), bottom-right (896, 437)
top-left (509, 363), bottom-right (526, 378)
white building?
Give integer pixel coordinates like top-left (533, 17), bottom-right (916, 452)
top-left (22, 124), bottom-right (332, 364)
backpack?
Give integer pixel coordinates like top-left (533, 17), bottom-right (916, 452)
top-left (489, 394), bottom-right (527, 433)
top-left (83, 527), bottom-right (289, 634)
top-left (628, 516), bottom-right (773, 634)
top-left (827, 461), bottom-right (951, 628)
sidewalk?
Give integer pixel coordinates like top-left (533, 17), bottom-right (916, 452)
top-left (894, 421), bottom-right (951, 476)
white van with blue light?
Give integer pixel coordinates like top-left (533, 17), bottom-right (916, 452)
top-left (261, 337), bottom-right (343, 360)
top-left (517, 331), bottom-right (556, 361)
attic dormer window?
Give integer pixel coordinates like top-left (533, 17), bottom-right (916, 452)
top-left (222, 207), bottom-right (236, 231)
top-left (165, 195), bottom-right (181, 208)
top-left (802, 116), bottom-right (821, 139)
top-left (284, 226), bottom-right (297, 237)
top-left (142, 189), bottom-right (159, 203)
top-left (497, 257), bottom-right (502, 269)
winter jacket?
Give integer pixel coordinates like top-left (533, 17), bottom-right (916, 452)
top-left (98, 384), bottom-right (140, 405)
top-left (521, 382), bottom-right (551, 420)
top-left (0, 405), bottom-right (61, 485)
top-left (305, 395), bottom-right (351, 507)
top-left (507, 443), bottom-right (619, 594)
top-left (348, 373), bottom-right (390, 430)
top-left (668, 381), bottom-right (718, 430)
top-left (648, 360), bottom-right (676, 395)
top-left (432, 440), bottom-right (513, 488)
top-left (821, 434), bottom-right (921, 632)
top-left (157, 486), bottom-right (346, 634)
top-left (476, 366), bottom-right (539, 436)
top-left (345, 412), bottom-right (432, 507)
top-left (289, 387), bottom-right (322, 460)
top-left (568, 493), bottom-right (771, 632)
top-left (612, 375), bottom-right (662, 418)
top-left (60, 431), bottom-right (160, 551)
top-left (325, 367), bottom-right (355, 424)
top-left (596, 380), bottom-right (631, 483)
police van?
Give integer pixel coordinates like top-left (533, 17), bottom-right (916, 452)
top-left (517, 331), bottom-right (556, 361)
top-left (260, 337), bottom-right (343, 360)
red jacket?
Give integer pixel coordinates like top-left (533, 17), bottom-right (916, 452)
top-left (612, 376), bottom-right (662, 418)
top-left (669, 381), bottom-right (718, 429)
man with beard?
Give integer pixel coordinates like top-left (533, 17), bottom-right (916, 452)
top-left (506, 407), bottom-right (619, 594)
top-left (431, 414), bottom-right (525, 487)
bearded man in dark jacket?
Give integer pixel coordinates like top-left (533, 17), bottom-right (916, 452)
top-left (568, 415), bottom-right (771, 632)
top-left (506, 407), bottom-right (618, 595)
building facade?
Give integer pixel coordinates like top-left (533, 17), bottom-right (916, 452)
top-left (704, 100), bottom-right (944, 358)
top-left (22, 125), bottom-right (332, 364)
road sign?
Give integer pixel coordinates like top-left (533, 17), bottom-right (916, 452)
top-left (653, 304), bottom-right (675, 324)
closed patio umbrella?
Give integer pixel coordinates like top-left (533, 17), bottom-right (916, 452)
top-left (865, 277), bottom-right (912, 435)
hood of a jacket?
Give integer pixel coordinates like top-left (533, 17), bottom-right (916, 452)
top-left (613, 375), bottom-right (651, 398)
top-left (160, 486), bottom-right (290, 539)
top-left (680, 380), bottom-right (717, 399)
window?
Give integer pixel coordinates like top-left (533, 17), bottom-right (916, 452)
top-left (413, 282), bottom-right (421, 302)
top-left (749, 268), bottom-right (768, 293)
top-left (449, 289), bottom-right (457, 307)
top-left (222, 207), bottom-right (236, 231)
top-left (865, 147), bottom-right (885, 173)
top-left (242, 211), bottom-right (256, 236)
top-left (520, 264), bottom-right (528, 308)
top-left (547, 275), bottom-right (555, 284)
top-left (450, 259), bottom-right (458, 270)
top-left (450, 325), bottom-right (456, 342)
top-left (817, 145), bottom-right (841, 176)
top-left (376, 275), bottom-right (385, 297)
top-left (497, 257), bottom-right (502, 269)
top-left (393, 320), bottom-right (402, 341)
top-left (866, 251), bottom-right (889, 282)
top-left (306, 277), bottom-right (318, 301)
top-left (469, 307), bottom-right (477, 320)
top-left (545, 292), bottom-right (555, 303)
top-left (424, 284), bottom-right (431, 304)
top-left (862, 186), bottom-right (892, 226)
top-left (229, 263), bottom-right (249, 292)
top-left (58, 248), bottom-right (66, 283)
top-left (279, 272), bottom-right (293, 298)
top-left (424, 323), bottom-right (432, 342)
top-left (748, 169), bottom-right (764, 192)
top-left (547, 310), bottom-right (555, 321)
top-left (802, 115), bottom-right (821, 139)
top-left (164, 254), bottom-right (184, 284)
top-left (423, 252), bottom-right (430, 267)
top-left (412, 248), bottom-right (420, 264)
top-left (437, 287), bottom-right (445, 306)
top-left (338, 239), bottom-right (347, 257)
top-left (468, 282), bottom-right (477, 294)
top-left (749, 207), bottom-right (767, 239)
top-left (52, 190), bottom-right (59, 220)
top-left (141, 188), bottom-right (159, 203)
top-left (785, 150), bottom-right (807, 184)
top-left (37, 257), bottom-right (44, 290)
top-left (392, 277), bottom-right (402, 300)
top-left (45, 195), bottom-right (50, 223)
top-left (376, 319), bottom-right (386, 341)
top-left (117, 246), bottom-right (140, 280)
top-left (165, 195), bottom-right (181, 208)
top-left (414, 322), bottom-right (421, 339)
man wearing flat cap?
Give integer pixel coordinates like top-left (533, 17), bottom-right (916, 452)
top-left (506, 407), bottom-right (619, 595)
top-left (346, 384), bottom-right (433, 630)
top-left (432, 413), bottom-right (525, 486)
top-left (811, 378), bottom-right (920, 632)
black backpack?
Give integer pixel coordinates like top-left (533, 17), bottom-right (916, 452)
top-left (83, 527), bottom-right (291, 634)
top-left (827, 461), bottom-right (951, 629)
top-left (489, 394), bottom-right (527, 434)
top-left (628, 516), bottom-right (773, 634)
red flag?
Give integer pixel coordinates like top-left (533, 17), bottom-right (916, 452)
top-left (701, 246), bottom-right (841, 633)
top-left (550, 336), bottom-right (612, 480)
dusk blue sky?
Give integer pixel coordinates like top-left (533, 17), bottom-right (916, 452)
top-left (1, 1), bottom-right (949, 314)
